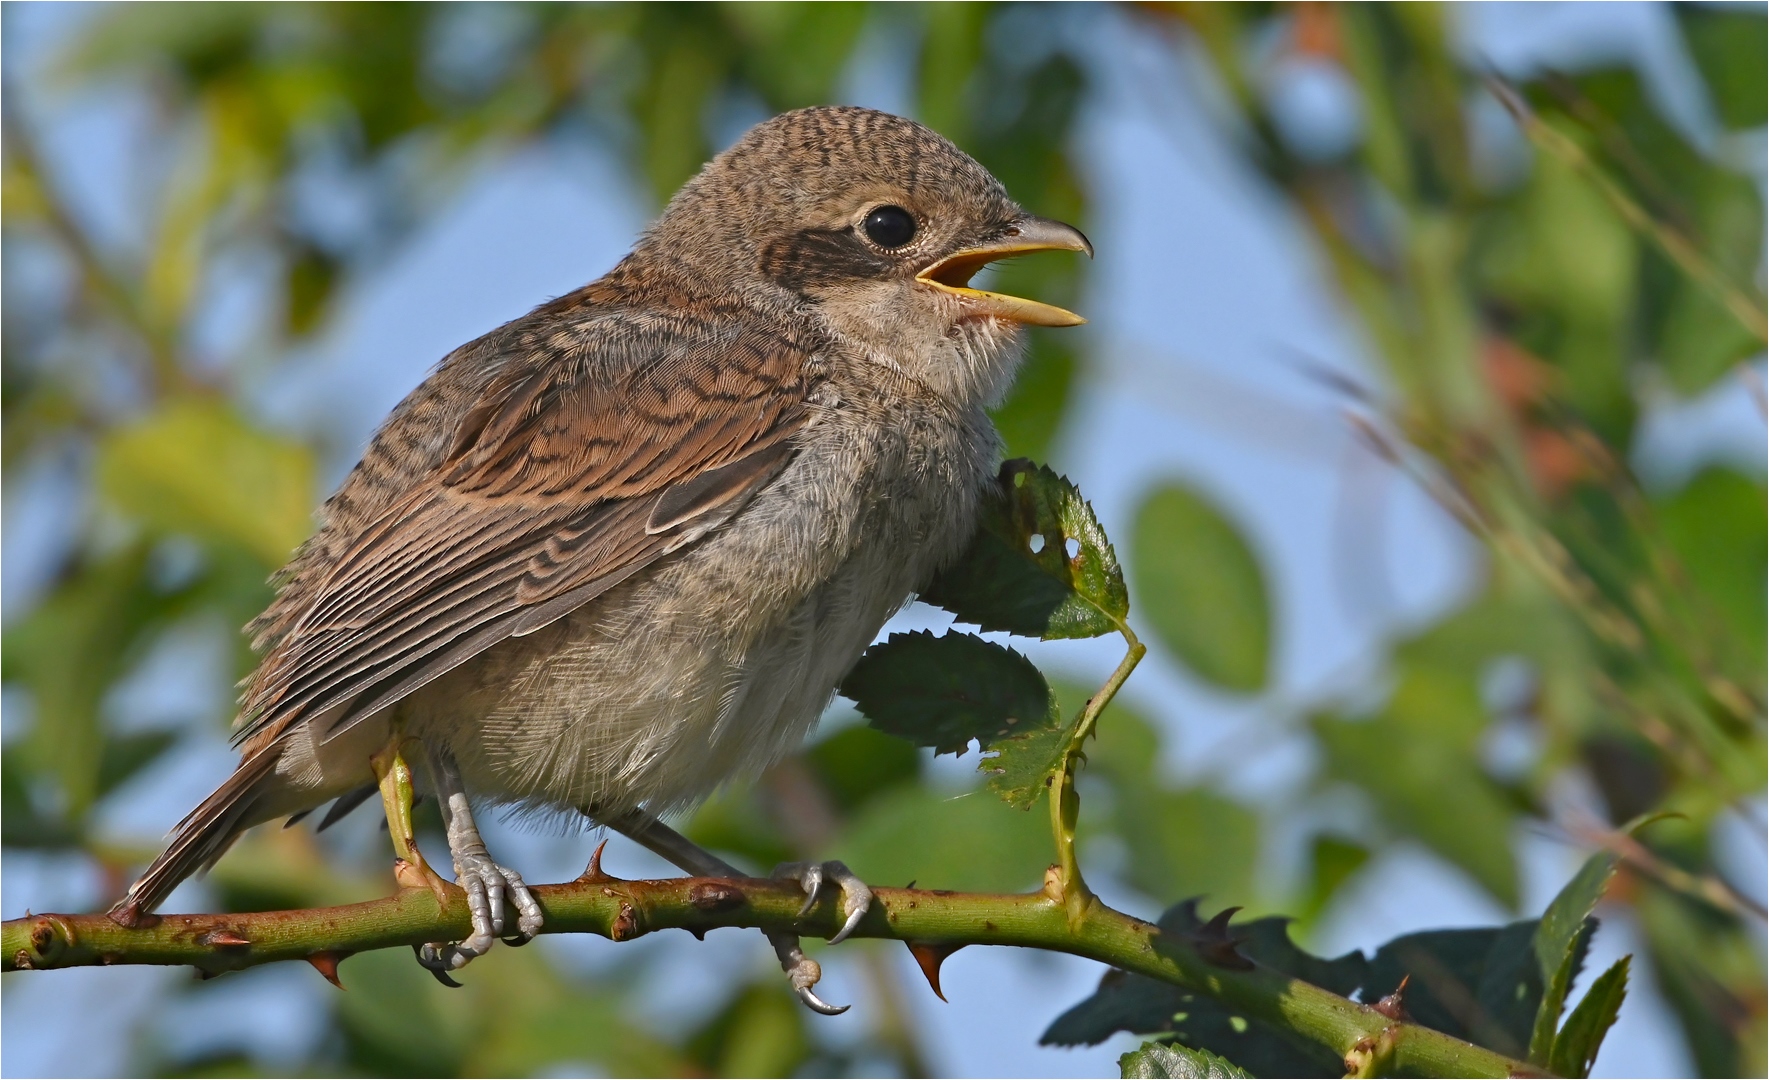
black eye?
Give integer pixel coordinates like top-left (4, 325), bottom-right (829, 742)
top-left (863, 205), bottom-right (917, 248)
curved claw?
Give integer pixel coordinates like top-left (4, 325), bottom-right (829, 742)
top-left (771, 931), bottom-right (850, 1015)
top-left (793, 862), bottom-right (824, 917)
top-left (774, 860), bottom-right (872, 941)
top-left (413, 945), bottom-right (464, 988)
top-left (829, 902), bottom-right (867, 947)
top-left (795, 984), bottom-right (851, 1016)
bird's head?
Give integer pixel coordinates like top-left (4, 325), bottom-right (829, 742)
top-left (641, 106), bottom-right (1091, 363)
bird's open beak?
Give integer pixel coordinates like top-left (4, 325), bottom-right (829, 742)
top-left (915, 216), bottom-right (1093, 327)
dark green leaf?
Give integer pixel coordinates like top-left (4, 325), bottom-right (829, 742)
top-left (1045, 900), bottom-right (1366, 1078)
top-left (1120, 1041), bottom-right (1254, 1079)
top-left (1366, 920), bottom-right (1550, 1059)
top-left (840, 631), bottom-right (1066, 808)
top-left (1529, 851), bottom-right (1618, 1062)
top-left (1675, 6), bottom-right (1768, 128)
top-left (1131, 482), bottom-right (1270, 692)
top-left (922, 460), bottom-right (1128, 640)
top-left (1550, 955), bottom-right (1631, 1078)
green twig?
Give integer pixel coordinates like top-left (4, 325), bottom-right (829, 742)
top-left (2, 871), bottom-right (1545, 1078)
top-left (1049, 625), bottom-right (1146, 925)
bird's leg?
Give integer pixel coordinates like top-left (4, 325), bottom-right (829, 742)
top-left (602, 808), bottom-right (857, 1016)
top-left (370, 737), bottom-right (448, 902)
top-left (413, 748), bottom-right (543, 983)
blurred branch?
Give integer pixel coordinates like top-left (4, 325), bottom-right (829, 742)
top-left (2, 871), bottom-right (1545, 1079)
top-left (1567, 817), bottom-right (1767, 923)
top-left (1486, 76), bottom-right (1768, 344)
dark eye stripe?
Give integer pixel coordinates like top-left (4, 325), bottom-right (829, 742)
top-left (759, 227), bottom-right (896, 290)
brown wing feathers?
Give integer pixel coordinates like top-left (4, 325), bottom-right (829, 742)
top-left (235, 327), bottom-right (812, 750)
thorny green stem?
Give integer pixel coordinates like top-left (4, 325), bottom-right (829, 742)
top-left (2, 873), bottom-right (1546, 1078)
top-left (1049, 625), bottom-right (1145, 927)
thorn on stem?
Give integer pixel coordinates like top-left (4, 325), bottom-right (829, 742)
top-left (1373, 974), bottom-right (1409, 1021)
top-left (578, 839), bottom-right (616, 883)
top-left (306, 951), bottom-right (347, 989)
top-left (1192, 906), bottom-right (1253, 970)
top-left (906, 941), bottom-right (964, 1002)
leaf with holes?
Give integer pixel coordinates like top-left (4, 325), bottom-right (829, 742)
top-left (839, 631), bottom-right (1068, 808)
top-left (922, 459), bottom-right (1128, 640)
top-left (1529, 851), bottom-right (1618, 1064)
top-left (1550, 955), bottom-right (1630, 1078)
top-left (1120, 1041), bottom-right (1253, 1079)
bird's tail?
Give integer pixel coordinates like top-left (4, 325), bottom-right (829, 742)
top-left (107, 747), bottom-right (283, 927)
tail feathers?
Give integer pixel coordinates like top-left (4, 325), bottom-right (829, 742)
top-left (108, 748), bottom-right (281, 927)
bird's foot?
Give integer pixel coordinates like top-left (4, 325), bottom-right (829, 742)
top-left (414, 851), bottom-right (543, 986)
top-left (764, 860), bottom-right (872, 1014)
top-left (773, 859), bottom-right (872, 944)
top-left (770, 933), bottom-right (848, 1015)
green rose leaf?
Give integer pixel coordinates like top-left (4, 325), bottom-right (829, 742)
top-left (1529, 851), bottom-right (1618, 1064)
top-left (922, 459), bottom-right (1129, 640)
top-left (1119, 1041), bottom-right (1254, 1079)
top-left (839, 630), bottom-right (1067, 808)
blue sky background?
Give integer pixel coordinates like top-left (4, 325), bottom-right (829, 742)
top-left (3, 3), bottom-right (1763, 1077)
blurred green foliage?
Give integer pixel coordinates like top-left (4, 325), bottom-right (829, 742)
top-left (2, 2), bottom-right (1763, 1078)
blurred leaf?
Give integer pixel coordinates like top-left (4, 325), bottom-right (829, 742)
top-left (991, 340), bottom-right (1077, 462)
top-left (1296, 835), bottom-right (1371, 926)
top-left (1120, 1040), bottom-right (1254, 1079)
top-left (1550, 954), bottom-right (1630, 1078)
top-left (1114, 788), bottom-right (1261, 908)
top-left (285, 244), bottom-right (339, 337)
top-left (1366, 920), bottom-right (1550, 1059)
top-left (1674, 6), bottom-right (1768, 129)
top-left (801, 722), bottom-right (923, 817)
top-left (95, 398), bottom-right (315, 567)
top-left (923, 460), bottom-right (1129, 640)
top-left (1131, 482), bottom-right (1270, 692)
top-left (2, 545), bottom-right (187, 817)
top-left (1637, 883), bottom-right (1765, 1077)
top-left (1314, 661), bottom-right (1520, 906)
top-left (1045, 900), bottom-right (1367, 1078)
top-left (728, 2), bottom-right (867, 109)
top-left (685, 785), bottom-right (797, 875)
top-left (95, 729), bottom-right (180, 798)
top-left (837, 782), bottom-right (1050, 892)
top-left (840, 630), bottom-right (1067, 807)
top-left (1655, 468), bottom-right (1767, 683)
top-left (687, 981), bottom-right (811, 1079)
top-left (1529, 851), bottom-right (1617, 1063)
